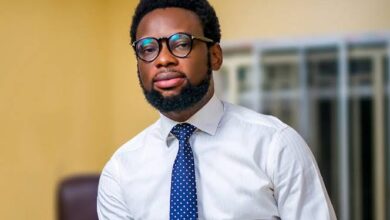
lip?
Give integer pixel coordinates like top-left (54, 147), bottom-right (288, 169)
top-left (153, 71), bottom-right (186, 89)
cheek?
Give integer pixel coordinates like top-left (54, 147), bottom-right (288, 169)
top-left (185, 54), bottom-right (209, 81)
top-left (137, 64), bottom-right (153, 88)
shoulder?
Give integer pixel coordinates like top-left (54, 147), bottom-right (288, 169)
top-left (110, 120), bottom-right (160, 161)
top-left (222, 101), bottom-right (288, 133)
top-left (221, 101), bottom-right (312, 160)
top-left (99, 120), bottom-right (162, 189)
top-left (219, 102), bottom-right (312, 179)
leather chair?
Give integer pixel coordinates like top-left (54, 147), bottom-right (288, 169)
top-left (57, 174), bottom-right (100, 220)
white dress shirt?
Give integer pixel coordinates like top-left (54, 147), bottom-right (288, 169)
top-left (97, 94), bottom-right (336, 220)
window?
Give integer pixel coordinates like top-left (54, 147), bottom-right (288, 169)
top-left (217, 33), bottom-right (390, 220)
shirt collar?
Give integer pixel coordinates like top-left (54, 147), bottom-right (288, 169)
top-left (159, 93), bottom-right (224, 141)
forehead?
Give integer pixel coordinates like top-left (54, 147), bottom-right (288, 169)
top-left (136, 7), bottom-right (204, 40)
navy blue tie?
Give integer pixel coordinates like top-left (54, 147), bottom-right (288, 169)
top-left (170, 123), bottom-right (198, 220)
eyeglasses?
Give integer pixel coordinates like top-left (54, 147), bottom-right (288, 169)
top-left (132, 32), bottom-right (214, 62)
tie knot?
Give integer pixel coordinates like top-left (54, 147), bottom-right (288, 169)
top-left (171, 123), bottom-right (196, 142)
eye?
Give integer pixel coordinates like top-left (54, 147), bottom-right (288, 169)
top-left (170, 38), bottom-right (191, 51)
top-left (175, 41), bottom-right (190, 49)
top-left (137, 38), bottom-right (158, 55)
top-left (141, 45), bottom-right (157, 54)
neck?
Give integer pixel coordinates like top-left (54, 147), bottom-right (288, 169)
top-left (162, 86), bottom-right (214, 122)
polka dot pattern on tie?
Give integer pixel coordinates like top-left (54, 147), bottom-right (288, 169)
top-left (169, 123), bottom-right (198, 220)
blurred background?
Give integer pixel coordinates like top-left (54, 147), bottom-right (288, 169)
top-left (1, 0), bottom-right (389, 219)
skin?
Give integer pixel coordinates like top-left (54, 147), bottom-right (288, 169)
top-left (136, 7), bottom-right (223, 122)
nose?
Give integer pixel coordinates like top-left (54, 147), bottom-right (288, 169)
top-left (154, 41), bottom-right (178, 67)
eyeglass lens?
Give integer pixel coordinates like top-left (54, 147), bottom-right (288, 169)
top-left (135, 33), bottom-right (192, 62)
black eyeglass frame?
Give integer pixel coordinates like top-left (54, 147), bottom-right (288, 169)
top-left (131, 32), bottom-right (214, 62)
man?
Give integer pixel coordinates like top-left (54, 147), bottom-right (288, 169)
top-left (97, 0), bottom-right (337, 219)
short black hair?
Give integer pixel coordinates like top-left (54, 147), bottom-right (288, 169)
top-left (130, 0), bottom-right (221, 45)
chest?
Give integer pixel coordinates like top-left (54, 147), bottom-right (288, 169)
top-left (121, 138), bottom-right (279, 219)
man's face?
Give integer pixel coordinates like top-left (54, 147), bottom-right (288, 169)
top-left (135, 7), bottom-right (215, 112)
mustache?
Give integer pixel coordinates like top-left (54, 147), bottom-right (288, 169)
top-left (153, 69), bottom-right (186, 82)
top-left (155, 68), bottom-right (185, 75)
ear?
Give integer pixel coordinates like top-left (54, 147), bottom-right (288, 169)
top-left (209, 43), bottom-right (223, 71)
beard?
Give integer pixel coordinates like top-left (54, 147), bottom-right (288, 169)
top-left (137, 55), bottom-right (212, 113)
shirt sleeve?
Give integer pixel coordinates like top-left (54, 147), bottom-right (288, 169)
top-left (97, 157), bottom-right (133, 220)
top-left (268, 126), bottom-right (337, 220)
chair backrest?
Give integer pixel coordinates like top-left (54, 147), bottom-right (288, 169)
top-left (57, 174), bottom-right (100, 220)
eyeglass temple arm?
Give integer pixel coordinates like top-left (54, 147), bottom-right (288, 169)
top-left (192, 35), bottom-right (214, 43)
